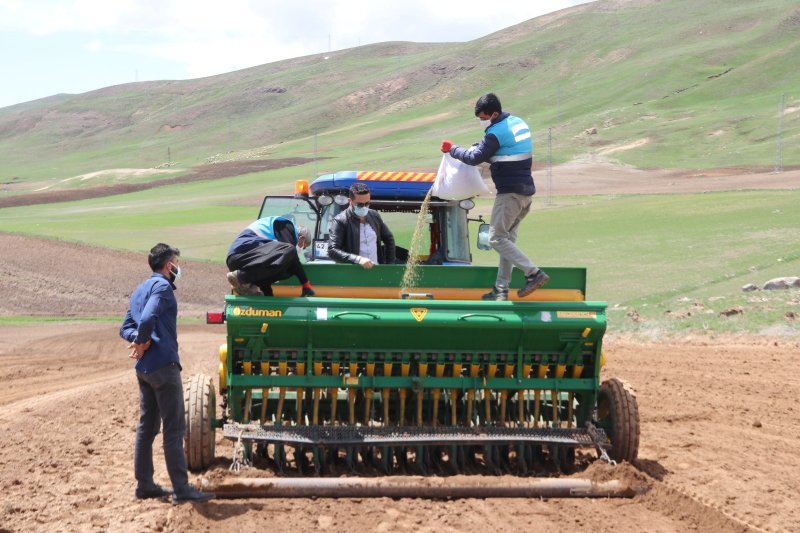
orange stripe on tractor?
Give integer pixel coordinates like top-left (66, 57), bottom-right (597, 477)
top-left (356, 171), bottom-right (436, 182)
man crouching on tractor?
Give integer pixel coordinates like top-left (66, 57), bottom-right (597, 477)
top-left (226, 216), bottom-right (315, 296)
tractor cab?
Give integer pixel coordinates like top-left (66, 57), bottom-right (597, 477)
top-left (257, 171), bottom-right (486, 265)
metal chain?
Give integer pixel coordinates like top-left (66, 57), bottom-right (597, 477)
top-left (229, 430), bottom-right (251, 472)
top-left (597, 445), bottom-right (616, 465)
top-left (585, 421), bottom-right (616, 465)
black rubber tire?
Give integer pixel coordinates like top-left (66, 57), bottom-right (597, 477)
top-left (597, 378), bottom-right (640, 463)
top-left (185, 374), bottom-right (216, 472)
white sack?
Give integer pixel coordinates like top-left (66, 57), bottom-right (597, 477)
top-left (431, 153), bottom-right (490, 200)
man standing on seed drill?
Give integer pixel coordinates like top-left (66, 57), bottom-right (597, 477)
top-left (440, 92), bottom-right (549, 301)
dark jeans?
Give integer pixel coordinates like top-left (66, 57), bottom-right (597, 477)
top-left (135, 363), bottom-right (189, 492)
top-left (227, 241), bottom-right (309, 294)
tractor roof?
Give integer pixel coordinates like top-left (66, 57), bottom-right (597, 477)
top-left (310, 171), bottom-right (435, 201)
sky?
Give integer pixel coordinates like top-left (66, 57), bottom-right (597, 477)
top-left (0, 0), bottom-right (594, 109)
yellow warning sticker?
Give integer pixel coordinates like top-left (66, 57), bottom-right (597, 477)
top-left (556, 311), bottom-right (597, 319)
top-left (410, 308), bottom-right (428, 322)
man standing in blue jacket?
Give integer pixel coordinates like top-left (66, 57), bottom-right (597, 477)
top-left (120, 243), bottom-right (214, 504)
top-left (440, 93), bottom-right (549, 300)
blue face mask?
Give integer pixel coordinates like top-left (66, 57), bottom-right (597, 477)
top-left (353, 206), bottom-right (369, 218)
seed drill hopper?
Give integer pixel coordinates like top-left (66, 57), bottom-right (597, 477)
top-left (186, 172), bottom-right (640, 497)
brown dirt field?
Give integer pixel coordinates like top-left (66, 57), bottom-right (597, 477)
top-left (2, 323), bottom-right (798, 532)
top-left (540, 159), bottom-right (800, 196)
top-left (1, 164), bottom-right (800, 532)
top-left (0, 158), bottom-right (316, 209)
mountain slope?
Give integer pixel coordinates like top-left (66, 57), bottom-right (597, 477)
top-left (0, 0), bottom-right (798, 188)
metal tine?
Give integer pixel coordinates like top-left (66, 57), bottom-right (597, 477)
top-left (296, 361), bottom-right (306, 426)
top-left (329, 360), bottom-right (340, 425)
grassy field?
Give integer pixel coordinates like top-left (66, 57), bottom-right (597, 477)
top-left (2, 169), bottom-right (798, 334)
top-left (526, 190), bottom-right (800, 335)
top-left (2, 1), bottom-right (799, 335)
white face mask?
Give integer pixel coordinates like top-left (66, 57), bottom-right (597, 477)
top-left (296, 237), bottom-right (308, 257)
top-left (353, 206), bottom-right (369, 218)
top-left (479, 118), bottom-right (492, 129)
top-left (169, 262), bottom-right (182, 282)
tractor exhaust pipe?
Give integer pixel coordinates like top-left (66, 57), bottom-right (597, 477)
top-left (202, 476), bottom-right (646, 499)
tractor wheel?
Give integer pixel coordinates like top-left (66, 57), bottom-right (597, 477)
top-left (185, 374), bottom-right (216, 472)
top-left (597, 378), bottom-right (639, 463)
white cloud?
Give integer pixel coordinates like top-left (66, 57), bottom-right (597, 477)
top-left (84, 38), bottom-right (103, 52)
top-left (1, 1), bottom-right (592, 63)
top-left (0, 0), bottom-right (594, 106)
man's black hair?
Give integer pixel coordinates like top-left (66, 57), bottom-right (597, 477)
top-left (349, 182), bottom-right (371, 198)
top-left (474, 93), bottom-right (502, 117)
top-left (148, 243), bottom-right (180, 271)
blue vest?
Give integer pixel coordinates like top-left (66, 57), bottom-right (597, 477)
top-left (486, 115), bottom-right (532, 162)
top-left (229, 216), bottom-right (297, 257)
top-left (247, 216), bottom-right (285, 240)
top-left (485, 114), bottom-right (535, 195)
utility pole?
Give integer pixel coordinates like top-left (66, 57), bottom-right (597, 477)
top-left (546, 127), bottom-right (553, 205)
top-left (314, 131), bottom-right (318, 177)
top-left (775, 93), bottom-right (784, 173)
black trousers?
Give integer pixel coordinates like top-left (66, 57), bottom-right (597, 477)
top-left (226, 241), bottom-right (309, 294)
top-left (135, 364), bottom-right (189, 493)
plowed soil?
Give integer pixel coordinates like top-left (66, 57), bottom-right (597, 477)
top-left (2, 163), bottom-right (800, 532)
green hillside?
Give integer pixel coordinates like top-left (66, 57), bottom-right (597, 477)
top-left (1, 0), bottom-right (798, 335)
top-left (1, 0), bottom-right (798, 188)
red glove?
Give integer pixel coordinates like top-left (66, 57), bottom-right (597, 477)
top-left (440, 140), bottom-right (453, 153)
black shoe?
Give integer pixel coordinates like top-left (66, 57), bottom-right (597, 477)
top-left (481, 287), bottom-right (508, 301)
top-left (518, 270), bottom-right (550, 298)
top-left (135, 484), bottom-right (172, 500)
top-left (301, 286), bottom-right (316, 297)
top-left (172, 486), bottom-right (215, 505)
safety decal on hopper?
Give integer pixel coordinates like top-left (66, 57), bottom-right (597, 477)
top-left (410, 308), bottom-right (428, 322)
top-left (556, 311), bottom-right (597, 319)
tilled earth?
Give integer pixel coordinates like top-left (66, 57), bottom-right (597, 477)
top-left (2, 322), bottom-right (798, 532)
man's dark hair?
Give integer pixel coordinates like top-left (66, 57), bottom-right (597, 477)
top-left (474, 93), bottom-right (502, 116)
top-left (148, 243), bottom-right (180, 271)
top-left (349, 182), bottom-right (370, 198)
